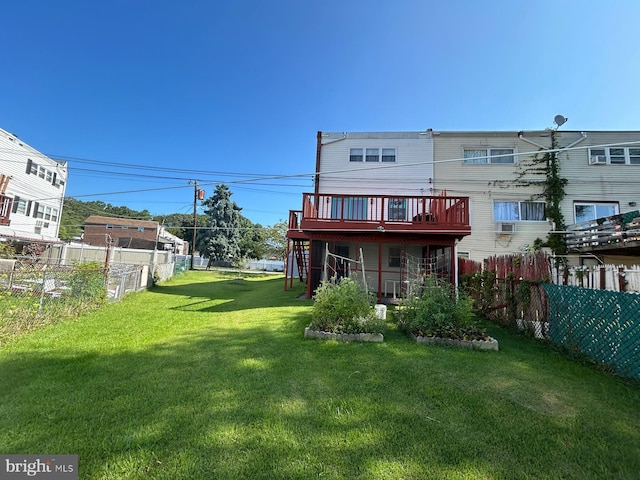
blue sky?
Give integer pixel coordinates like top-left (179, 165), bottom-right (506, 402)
top-left (1, 0), bottom-right (639, 227)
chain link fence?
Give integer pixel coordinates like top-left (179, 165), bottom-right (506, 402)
top-left (0, 257), bottom-right (184, 345)
top-left (543, 284), bottom-right (640, 380)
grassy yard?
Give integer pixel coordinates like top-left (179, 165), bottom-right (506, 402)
top-left (0, 271), bottom-right (638, 479)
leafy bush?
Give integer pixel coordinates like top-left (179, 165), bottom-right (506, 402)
top-left (68, 262), bottom-right (107, 305)
top-left (310, 277), bottom-right (385, 334)
top-left (396, 275), bottom-right (487, 340)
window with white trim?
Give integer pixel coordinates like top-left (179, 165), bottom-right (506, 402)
top-left (589, 147), bottom-right (640, 165)
top-left (349, 148), bottom-right (363, 162)
top-left (494, 201), bottom-right (545, 221)
top-left (348, 147), bottom-right (396, 163)
top-left (574, 202), bottom-right (619, 223)
top-left (464, 148), bottom-right (515, 164)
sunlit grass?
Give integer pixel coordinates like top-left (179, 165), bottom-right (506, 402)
top-left (0, 270), bottom-right (638, 479)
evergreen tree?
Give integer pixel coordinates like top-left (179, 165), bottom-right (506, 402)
top-left (196, 184), bottom-right (242, 264)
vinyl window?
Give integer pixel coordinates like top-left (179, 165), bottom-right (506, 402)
top-left (589, 147), bottom-right (640, 165)
top-left (464, 148), bottom-right (515, 164)
top-left (494, 201), bottom-right (545, 221)
top-left (574, 202), bottom-right (619, 223)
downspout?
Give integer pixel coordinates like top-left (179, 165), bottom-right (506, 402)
top-left (314, 131), bottom-right (322, 196)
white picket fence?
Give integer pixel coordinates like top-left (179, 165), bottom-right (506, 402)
top-left (552, 264), bottom-right (640, 293)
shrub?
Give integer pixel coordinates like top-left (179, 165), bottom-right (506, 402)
top-left (310, 277), bottom-right (385, 335)
top-left (68, 262), bottom-right (107, 305)
top-left (396, 275), bottom-right (487, 340)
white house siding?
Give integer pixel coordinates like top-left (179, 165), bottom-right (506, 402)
top-left (317, 131), bottom-right (434, 197)
top-left (555, 131), bottom-right (640, 225)
top-left (434, 131), bottom-right (553, 263)
top-left (0, 128), bottom-right (68, 242)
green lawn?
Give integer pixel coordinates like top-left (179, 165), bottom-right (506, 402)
top-left (0, 271), bottom-right (638, 479)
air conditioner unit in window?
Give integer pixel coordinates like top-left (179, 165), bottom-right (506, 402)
top-left (589, 155), bottom-right (607, 165)
top-left (496, 222), bottom-right (516, 234)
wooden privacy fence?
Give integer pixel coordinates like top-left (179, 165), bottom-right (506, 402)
top-left (459, 252), bottom-right (640, 380)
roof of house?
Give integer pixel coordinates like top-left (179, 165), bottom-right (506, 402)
top-left (84, 215), bottom-right (159, 228)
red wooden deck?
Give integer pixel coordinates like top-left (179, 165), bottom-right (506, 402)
top-left (288, 192), bottom-right (470, 238)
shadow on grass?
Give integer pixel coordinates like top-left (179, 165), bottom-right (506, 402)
top-left (2, 271), bottom-right (639, 478)
top-left (1, 317), bottom-right (639, 479)
top-left (150, 274), bottom-right (309, 314)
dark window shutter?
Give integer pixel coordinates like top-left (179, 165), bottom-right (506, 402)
top-left (26, 159), bottom-right (32, 174)
top-left (25, 201), bottom-right (32, 216)
top-left (52, 172), bottom-right (57, 185)
top-left (12, 196), bottom-right (20, 213)
top-left (32, 202), bottom-right (39, 218)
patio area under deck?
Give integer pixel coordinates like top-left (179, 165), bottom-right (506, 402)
top-left (285, 193), bottom-right (471, 300)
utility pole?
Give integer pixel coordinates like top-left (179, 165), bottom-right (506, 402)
top-left (190, 180), bottom-right (198, 270)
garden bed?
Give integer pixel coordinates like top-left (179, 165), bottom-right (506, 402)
top-left (412, 334), bottom-right (499, 351)
top-left (304, 327), bottom-right (383, 343)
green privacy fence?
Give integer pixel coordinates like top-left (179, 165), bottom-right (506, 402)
top-left (542, 284), bottom-right (640, 381)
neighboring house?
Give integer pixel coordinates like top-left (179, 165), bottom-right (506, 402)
top-left (157, 227), bottom-right (188, 255)
top-left (83, 215), bottom-right (160, 250)
top-left (0, 128), bottom-right (68, 244)
top-left (286, 131), bottom-right (471, 301)
top-left (434, 129), bottom-right (640, 265)
top-left (286, 128), bottom-right (640, 299)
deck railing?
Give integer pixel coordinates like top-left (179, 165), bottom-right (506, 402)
top-left (565, 210), bottom-right (640, 251)
top-left (290, 192), bottom-right (470, 233)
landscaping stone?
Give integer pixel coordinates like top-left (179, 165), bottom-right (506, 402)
top-left (304, 327), bottom-right (383, 343)
top-left (412, 334), bottom-right (499, 351)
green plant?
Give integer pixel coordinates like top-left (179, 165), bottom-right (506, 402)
top-left (0, 243), bottom-right (16, 258)
top-left (309, 277), bottom-right (384, 334)
top-left (396, 275), bottom-right (484, 340)
top-left (68, 262), bottom-right (107, 304)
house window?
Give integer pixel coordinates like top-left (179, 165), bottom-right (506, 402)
top-left (574, 202), bottom-right (619, 223)
top-left (51, 208), bottom-right (58, 222)
top-left (44, 206), bottom-right (52, 221)
top-left (121, 225), bottom-right (129, 229)
top-left (106, 224), bottom-right (113, 229)
top-left (35, 204), bottom-right (45, 219)
top-left (389, 247), bottom-right (402, 268)
top-left (349, 147), bottom-right (396, 162)
top-left (464, 148), bottom-right (515, 164)
top-left (38, 166), bottom-right (46, 179)
top-left (589, 147), bottom-right (640, 165)
top-left (388, 198), bottom-right (407, 221)
top-left (137, 226), bottom-right (145, 232)
top-left (30, 162), bottom-right (38, 175)
top-left (366, 148), bottom-right (379, 162)
top-left (494, 201), bottom-right (545, 221)
top-left (349, 148), bottom-right (363, 162)
top-left (381, 148), bottom-right (396, 162)
top-left (331, 197), bottom-right (367, 220)
top-left (46, 170), bottom-right (53, 182)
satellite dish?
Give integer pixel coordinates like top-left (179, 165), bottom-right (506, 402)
top-left (554, 115), bottom-right (568, 127)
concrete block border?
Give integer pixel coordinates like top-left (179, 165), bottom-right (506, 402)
top-left (304, 327), bottom-right (384, 343)
top-left (412, 334), bottom-right (499, 351)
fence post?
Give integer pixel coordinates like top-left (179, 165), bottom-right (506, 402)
top-left (618, 267), bottom-right (626, 292)
top-left (599, 266), bottom-right (606, 290)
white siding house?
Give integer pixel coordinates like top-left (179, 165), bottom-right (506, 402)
top-left (0, 128), bottom-right (68, 243)
top-left (434, 129), bottom-right (640, 265)
top-left (286, 131), bottom-right (470, 300)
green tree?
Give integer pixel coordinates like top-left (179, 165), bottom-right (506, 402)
top-left (196, 184), bottom-right (242, 264)
top-left (264, 220), bottom-right (288, 260)
top-left (238, 215), bottom-right (266, 259)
